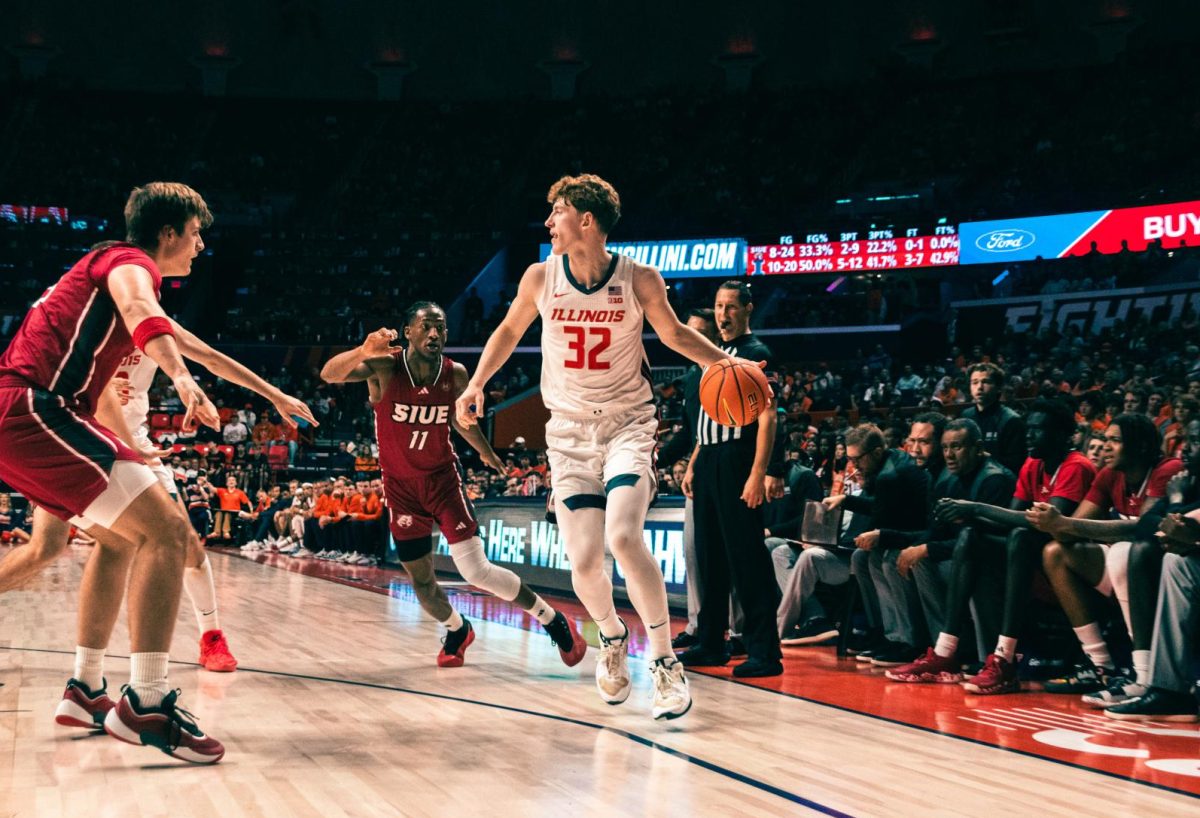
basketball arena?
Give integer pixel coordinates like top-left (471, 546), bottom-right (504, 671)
top-left (1, 3), bottom-right (1198, 817)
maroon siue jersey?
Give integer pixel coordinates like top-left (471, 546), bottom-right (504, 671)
top-left (0, 243), bottom-right (162, 415)
top-left (374, 353), bottom-right (459, 479)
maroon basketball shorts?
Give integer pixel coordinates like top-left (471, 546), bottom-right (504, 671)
top-left (0, 386), bottom-right (152, 526)
top-left (384, 464), bottom-right (478, 549)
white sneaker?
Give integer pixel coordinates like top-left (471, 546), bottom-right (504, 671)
top-left (650, 658), bottom-right (692, 720)
top-left (595, 620), bottom-right (632, 705)
top-left (354, 554), bottom-right (374, 565)
top-left (293, 547), bottom-right (313, 558)
top-left (314, 550), bottom-right (329, 559)
top-left (240, 541), bottom-right (261, 552)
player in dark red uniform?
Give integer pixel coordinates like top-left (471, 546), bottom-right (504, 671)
top-left (321, 302), bottom-right (586, 668)
top-left (0, 182), bottom-right (225, 763)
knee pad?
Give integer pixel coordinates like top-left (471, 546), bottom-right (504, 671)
top-left (450, 536), bottom-right (521, 601)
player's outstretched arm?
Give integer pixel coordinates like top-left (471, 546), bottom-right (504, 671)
top-left (632, 266), bottom-right (728, 367)
top-left (107, 264), bottom-right (219, 431)
top-left (170, 319), bottom-right (318, 429)
top-left (321, 328), bottom-right (398, 384)
top-left (456, 263), bottom-right (544, 428)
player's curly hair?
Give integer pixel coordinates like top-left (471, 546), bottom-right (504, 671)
top-left (1108, 413), bottom-right (1161, 473)
top-left (547, 174), bottom-right (621, 234)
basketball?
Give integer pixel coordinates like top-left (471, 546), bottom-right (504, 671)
top-left (699, 359), bottom-right (770, 427)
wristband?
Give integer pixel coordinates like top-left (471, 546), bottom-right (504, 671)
top-left (132, 317), bottom-right (175, 352)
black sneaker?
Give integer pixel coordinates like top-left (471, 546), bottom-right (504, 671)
top-left (1105, 687), bottom-right (1199, 722)
top-left (678, 645), bottom-right (731, 667)
top-left (727, 637), bottom-right (748, 658)
top-left (849, 628), bottom-right (887, 661)
top-left (437, 618), bottom-right (475, 668)
top-left (858, 638), bottom-right (902, 664)
top-left (1043, 662), bottom-right (1113, 694)
top-left (732, 657), bottom-right (784, 678)
top-left (544, 612), bottom-right (587, 667)
top-left (871, 642), bottom-right (922, 668)
top-left (671, 631), bottom-right (699, 651)
top-left (781, 617), bottom-right (839, 646)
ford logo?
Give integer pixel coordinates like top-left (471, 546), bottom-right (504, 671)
top-left (976, 228), bottom-right (1036, 253)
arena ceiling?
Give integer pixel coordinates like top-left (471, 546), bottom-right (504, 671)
top-left (4, 1), bottom-right (1196, 100)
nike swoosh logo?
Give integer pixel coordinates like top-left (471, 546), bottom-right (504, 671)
top-left (553, 291), bottom-right (570, 298)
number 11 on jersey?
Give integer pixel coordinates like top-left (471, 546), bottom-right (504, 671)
top-left (409, 430), bottom-right (429, 449)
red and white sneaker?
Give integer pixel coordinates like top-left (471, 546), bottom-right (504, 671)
top-left (103, 687), bottom-right (225, 764)
top-left (885, 648), bottom-right (964, 683)
top-left (199, 629), bottom-right (238, 672)
top-left (545, 612), bottom-right (587, 667)
top-left (962, 653), bottom-right (1020, 695)
top-left (54, 678), bottom-right (116, 729)
top-left (437, 619), bottom-right (475, 668)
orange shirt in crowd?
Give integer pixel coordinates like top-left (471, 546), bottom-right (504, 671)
top-left (355, 493), bottom-right (383, 520)
top-left (215, 487), bottom-right (251, 512)
top-left (311, 493), bottom-right (334, 517)
top-left (251, 421), bottom-right (275, 445)
top-left (343, 493), bottom-right (364, 517)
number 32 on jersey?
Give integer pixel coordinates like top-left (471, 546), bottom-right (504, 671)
top-left (563, 325), bottom-right (611, 370)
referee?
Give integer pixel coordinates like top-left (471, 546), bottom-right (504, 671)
top-left (680, 280), bottom-right (785, 678)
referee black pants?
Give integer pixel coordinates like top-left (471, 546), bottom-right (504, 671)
top-left (693, 444), bottom-right (782, 661)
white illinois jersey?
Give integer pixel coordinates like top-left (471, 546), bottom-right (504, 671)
top-left (536, 253), bottom-right (653, 417)
top-left (113, 349), bottom-right (159, 435)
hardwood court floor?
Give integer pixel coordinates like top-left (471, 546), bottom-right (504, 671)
top-left (0, 544), bottom-right (1196, 818)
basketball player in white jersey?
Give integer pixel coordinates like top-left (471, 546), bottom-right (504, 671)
top-left (457, 174), bottom-right (755, 720)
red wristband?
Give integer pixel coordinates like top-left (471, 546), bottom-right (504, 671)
top-left (132, 317), bottom-right (175, 352)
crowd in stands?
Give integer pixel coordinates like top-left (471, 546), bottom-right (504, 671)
top-left (2, 45), bottom-right (1198, 348)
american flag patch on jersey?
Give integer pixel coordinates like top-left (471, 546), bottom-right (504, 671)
top-left (608, 285), bottom-right (622, 296)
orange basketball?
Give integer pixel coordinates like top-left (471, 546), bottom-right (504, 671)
top-left (699, 359), bottom-right (770, 427)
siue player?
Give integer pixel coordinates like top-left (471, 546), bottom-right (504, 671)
top-left (321, 302), bottom-right (587, 668)
top-left (0, 182), bottom-right (225, 763)
top-left (456, 174), bottom-right (755, 720)
top-left (0, 333), bottom-right (318, 686)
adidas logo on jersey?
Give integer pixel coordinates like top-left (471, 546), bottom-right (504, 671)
top-left (418, 387), bottom-right (429, 395)
top-left (455, 522), bottom-right (467, 531)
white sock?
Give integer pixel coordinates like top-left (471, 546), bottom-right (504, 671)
top-left (183, 557), bottom-right (220, 635)
top-left (1132, 649), bottom-right (1151, 686)
top-left (526, 593), bottom-right (557, 625)
top-left (1072, 622), bottom-right (1114, 669)
top-left (129, 652), bottom-right (171, 709)
top-left (441, 609), bottom-right (464, 632)
top-left (646, 619), bottom-right (673, 660)
top-left (995, 635), bottom-right (1018, 662)
top-left (73, 646), bottom-right (106, 690)
top-left (934, 633), bottom-right (959, 659)
top-left (594, 608), bottom-right (626, 640)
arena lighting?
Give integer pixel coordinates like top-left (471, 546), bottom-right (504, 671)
top-left (992, 270), bottom-right (1010, 286)
top-left (826, 276), bottom-right (846, 293)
